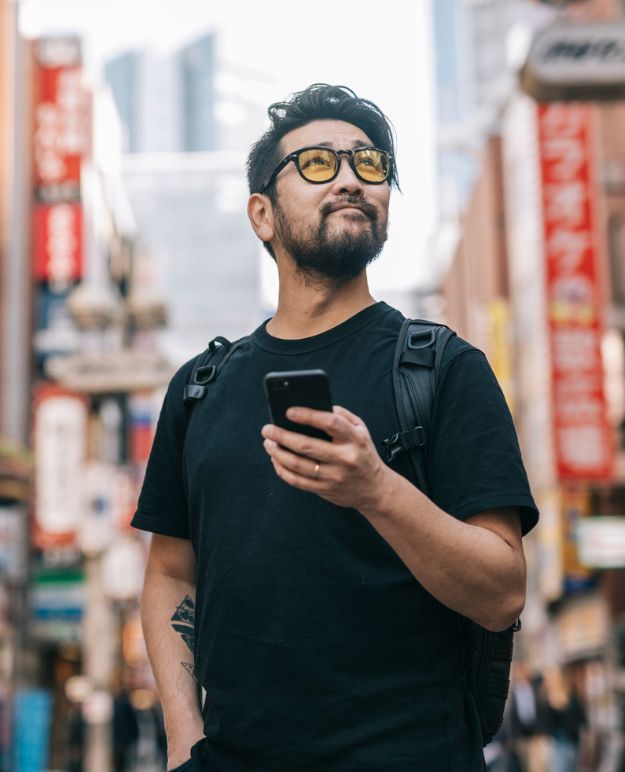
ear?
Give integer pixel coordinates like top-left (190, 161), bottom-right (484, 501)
top-left (247, 193), bottom-right (275, 244)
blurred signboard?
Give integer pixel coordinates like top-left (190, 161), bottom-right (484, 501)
top-left (31, 569), bottom-right (85, 622)
top-left (32, 202), bottom-right (83, 286)
top-left (577, 516), bottom-right (625, 568)
top-left (34, 286), bottom-right (80, 362)
top-left (537, 103), bottom-right (614, 482)
top-left (521, 23), bottom-right (625, 102)
top-left (101, 537), bottom-right (145, 601)
top-left (561, 487), bottom-right (596, 594)
top-left (32, 385), bottom-right (88, 548)
top-left (46, 351), bottom-right (173, 394)
top-left (13, 689), bottom-right (53, 772)
top-left (487, 299), bottom-right (515, 414)
top-left (555, 593), bottom-right (610, 661)
top-left (32, 37), bottom-right (90, 201)
top-left (0, 507), bottom-right (27, 581)
top-left (129, 392), bottom-right (155, 463)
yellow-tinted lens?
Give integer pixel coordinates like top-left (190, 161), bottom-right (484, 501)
top-left (353, 149), bottom-right (389, 182)
top-left (297, 148), bottom-right (338, 182)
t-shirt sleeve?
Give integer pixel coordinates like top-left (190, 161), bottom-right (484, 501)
top-left (131, 357), bottom-right (199, 539)
top-left (427, 346), bottom-right (539, 536)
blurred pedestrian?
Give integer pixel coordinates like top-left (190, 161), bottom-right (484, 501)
top-left (132, 83), bottom-right (539, 772)
top-left (66, 700), bottom-right (84, 772)
top-left (544, 666), bottom-right (586, 772)
top-left (112, 679), bottom-right (139, 772)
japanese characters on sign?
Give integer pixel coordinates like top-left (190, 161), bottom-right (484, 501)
top-left (31, 37), bottom-right (88, 290)
top-left (32, 386), bottom-right (88, 549)
top-left (32, 38), bottom-right (90, 202)
top-left (32, 202), bottom-right (83, 288)
top-left (537, 103), bottom-right (614, 481)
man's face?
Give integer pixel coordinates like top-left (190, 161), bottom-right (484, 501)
top-left (269, 119), bottom-right (391, 287)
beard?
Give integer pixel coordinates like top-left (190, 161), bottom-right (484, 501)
top-left (273, 196), bottom-right (387, 289)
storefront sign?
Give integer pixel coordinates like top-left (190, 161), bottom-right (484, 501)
top-left (14, 689), bottom-right (53, 772)
top-left (537, 103), bottom-right (614, 482)
top-left (561, 487), bottom-right (596, 594)
top-left (33, 386), bottom-right (88, 547)
top-left (46, 351), bottom-right (173, 393)
top-left (521, 23), bottom-right (625, 102)
top-left (32, 202), bottom-right (83, 287)
top-left (555, 594), bottom-right (610, 660)
top-left (487, 299), bottom-right (514, 414)
top-left (34, 286), bottom-right (80, 361)
top-left (33, 37), bottom-right (90, 201)
top-left (129, 393), bottom-right (155, 464)
top-left (31, 570), bottom-right (85, 622)
top-left (0, 507), bottom-right (26, 581)
top-left (577, 516), bottom-right (625, 568)
top-left (101, 537), bottom-right (145, 601)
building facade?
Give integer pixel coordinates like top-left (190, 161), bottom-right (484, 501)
top-left (440, 0), bottom-right (625, 764)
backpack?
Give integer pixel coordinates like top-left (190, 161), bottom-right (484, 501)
top-left (182, 319), bottom-right (519, 748)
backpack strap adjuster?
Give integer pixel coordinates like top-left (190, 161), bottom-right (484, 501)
top-left (195, 364), bottom-right (217, 384)
top-left (383, 426), bottom-right (426, 463)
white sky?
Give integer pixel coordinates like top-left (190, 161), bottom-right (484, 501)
top-left (20, 0), bottom-right (439, 295)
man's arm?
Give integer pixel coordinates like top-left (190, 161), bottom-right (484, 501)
top-left (262, 406), bottom-right (527, 633)
top-left (357, 480), bottom-right (526, 632)
top-left (141, 533), bottom-right (204, 769)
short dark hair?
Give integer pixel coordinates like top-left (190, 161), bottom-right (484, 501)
top-left (247, 83), bottom-right (400, 200)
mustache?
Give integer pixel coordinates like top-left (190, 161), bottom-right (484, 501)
top-left (321, 197), bottom-right (378, 221)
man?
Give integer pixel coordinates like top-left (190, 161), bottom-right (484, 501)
top-left (132, 84), bottom-right (538, 772)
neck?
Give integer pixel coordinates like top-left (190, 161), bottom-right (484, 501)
top-left (266, 262), bottom-right (376, 340)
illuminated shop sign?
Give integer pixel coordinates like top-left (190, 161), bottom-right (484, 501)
top-left (522, 23), bottom-right (625, 101)
top-left (537, 103), bottom-right (614, 481)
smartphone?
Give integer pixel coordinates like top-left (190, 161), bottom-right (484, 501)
top-left (264, 369), bottom-right (333, 441)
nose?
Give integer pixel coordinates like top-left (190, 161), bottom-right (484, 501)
top-left (329, 152), bottom-right (364, 196)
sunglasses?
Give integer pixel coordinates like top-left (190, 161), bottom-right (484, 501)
top-left (260, 145), bottom-right (393, 191)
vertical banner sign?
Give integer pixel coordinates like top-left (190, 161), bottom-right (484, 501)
top-left (32, 37), bottom-right (89, 292)
top-left (537, 104), bottom-right (614, 481)
top-left (32, 385), bottom-right (88, 549)
top-left (32, 38), bottom-right (89, 202)
top-left (32, 202), bottom-right (83, 284)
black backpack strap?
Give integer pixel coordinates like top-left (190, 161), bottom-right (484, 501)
top-left (183, 334), bottom-right (249, 411)
top-left (383, 318), bottom-right (456, 495)
top-left (386, 319), bottom-right (520, 748)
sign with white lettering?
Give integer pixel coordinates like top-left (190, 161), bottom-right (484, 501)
top-left (46, 351), bottom-right (173, 394)
top-left (32, 37), bottom-right (90, 201)
top-left (522, 23), bottom-right (625, 101)
top-left (537, 104), bottom-right (614, 481)
top-left (33, 202), bottom-right (83, 288)
top-left (577, 517), bottom-right (625, 568)
top-left (33, 386), bottom-right (88, 547)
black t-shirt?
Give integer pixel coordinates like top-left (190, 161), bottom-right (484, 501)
top-left (132, 302), bottom-right (538, 772)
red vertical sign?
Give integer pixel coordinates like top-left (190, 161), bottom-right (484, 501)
top-left (33, 202), bottom-right (83, 285)
top-left (537, 103), bottom-right (614, 482)
top-left (32, 57), bottom-right (90, 197)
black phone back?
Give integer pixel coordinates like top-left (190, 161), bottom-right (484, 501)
top-left (264, 370), bottom-right (333, 440)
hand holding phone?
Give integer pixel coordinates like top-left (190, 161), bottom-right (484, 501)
top-left (263, 369), bottom-right (333, 441)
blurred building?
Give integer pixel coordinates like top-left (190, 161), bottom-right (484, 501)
top-left (105, 32), bottom-right (216, 154)
top-left (121, 151), bottom-right (262, 361)
top-left (429, 0), bottom-right (536, 282)
top-left (5, 33), bottom-right (177, 772)
top-left (438, 0), bottom-right (625, 765)
top-left (179, 33), bottom-right (217, 152)
top-left (0, 4), bottom-right (34, 771)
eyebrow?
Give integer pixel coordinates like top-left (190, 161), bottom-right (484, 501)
top-left (317, 139), bottom-right (373, 149)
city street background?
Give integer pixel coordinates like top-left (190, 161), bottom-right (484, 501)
top-left (2, 0), bottom-right (625, 770)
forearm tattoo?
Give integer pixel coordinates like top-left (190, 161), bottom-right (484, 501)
top-left (171, 595), bottom-right (197, 679)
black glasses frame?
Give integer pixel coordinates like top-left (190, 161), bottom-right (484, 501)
top-left (260, 145), bottom-right (393, 192)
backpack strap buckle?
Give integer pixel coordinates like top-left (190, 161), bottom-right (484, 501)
top-left (382, 426), bottom-right (426, 463)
